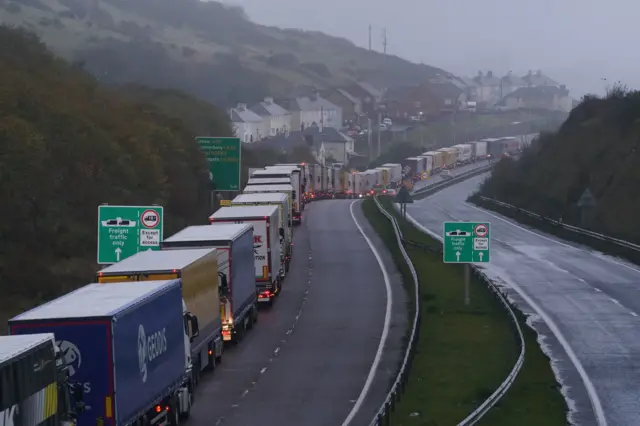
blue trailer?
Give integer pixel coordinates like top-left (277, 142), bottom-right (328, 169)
top-left (9, 280), bottom-right (195, 426)
top-left (162, 224), bottom-right (258, 343)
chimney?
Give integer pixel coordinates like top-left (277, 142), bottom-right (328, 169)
top-left (560, 84), bottom-right (566, 90)
top-left (319, 105), bottom-right (324, 132)
top-left (237, 103), bottom-right (246, 110)
top-left (536, 70), bottom-right (542, 77)
top-left (487, 70), bottom-right (493, 78)
top-left (264, 97), bottom-right (273, 104)
top-left (477, 71), bottom-right (483, 78)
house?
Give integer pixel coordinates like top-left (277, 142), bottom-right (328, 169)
top-left (521, 70), bottom-right (560, 88)
top-left (385, 84), bottom-right (441, 119)
top-left (343, 81), bottom-right (384, 115)
top-left (277, 93), bottom-right (343, 131)
top-left (501, 85), bottom-right (572, 112)
top-left (500, 72), bottom-right (526, 98)
top-left (229, 103), bottom-right (266, 143)
top-left (249, 97), bottom-right (291, 137)
top-left (473, 71), bottom-right (502, 105)
top-left (324, 88), bottom-right (363, 124)
top-left (302, 125), bottom-right (354, 164)
top-left (458, 77), bottom-right (480, 102)
top-left (426, 80), bottom-right (467, 112)
top-left (254, 130), bottom-right (326, 165)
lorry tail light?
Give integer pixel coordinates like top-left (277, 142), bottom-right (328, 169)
top-left (155, 405), bottom-right (162, 413)
top-left (165, 405), bottom-right (170, 412)
top-left (208, 349), bottom-right (213, 356)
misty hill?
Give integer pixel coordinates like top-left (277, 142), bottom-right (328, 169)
top-left (0, 26), bottom-right (224, 319)
top-left (1, 0), bottom-right (449, 106)
top-left (474, 87), bottom-right (640, 242)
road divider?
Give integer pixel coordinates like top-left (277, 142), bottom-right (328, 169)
top-left (470, 195), bottom-right (640, 264)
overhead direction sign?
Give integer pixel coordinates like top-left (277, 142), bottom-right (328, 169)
top-left (443, 221), bottom-right (490, 263)
top-left (196, 136), bottom-right (241, 191)
top-left (97, 205), bottom-right (164, 264)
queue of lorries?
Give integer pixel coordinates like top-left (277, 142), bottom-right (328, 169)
top-left (0, 135), bottom-right (530, 426)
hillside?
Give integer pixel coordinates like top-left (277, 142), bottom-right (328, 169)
top-left (0, 25), bottom-right (228, 323)
top-left (474, 87), bottom-right (640, 242)
top-left (0, 0), bottom-right (449, 106)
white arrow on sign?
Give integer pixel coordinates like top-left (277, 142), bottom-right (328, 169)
top-left (115, 247), bottom-right (122, 261)
top-left (478, 252), bottom-right (484, 261)
top-left (456, 251), bottom-right (461, 261)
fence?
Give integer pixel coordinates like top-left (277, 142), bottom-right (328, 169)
top-left (369, 196), bottom-right (526, 426)
top-left (474, 196), bottom-right (640, 263)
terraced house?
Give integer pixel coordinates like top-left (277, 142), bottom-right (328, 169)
top-left (250, 97), bottom-right (291, 137)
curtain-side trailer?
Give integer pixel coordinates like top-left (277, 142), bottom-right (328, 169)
top-left (242, 184), bottom-right (293, 228)
top-left (437, 148), bottom-right (458, 168)
top-left (97, 248), bottom-right (225, 373)
top-left (162, 224), bottom-right (257, 342)
top-left (254, 167), bottom-right (303, 224)
top-left (452, 144), bottom-right (473, 164)
top-left (209, 206), bottom-right (282, 304)
top-left (10, 281), bottom-right (197, 426)
top-left (381, 163), bottom-right (402, 186)
top-left (416, 155), bottom-right (434, 177)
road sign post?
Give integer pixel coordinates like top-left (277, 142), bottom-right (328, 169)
top-left (395, 185), bottom-right (414, 218)
top-left (97, 205), bottom-right (164, 264)
top-left (196, 137), bottom-right (241, 192)
top-left (443, 222), bottom-right (491, 305)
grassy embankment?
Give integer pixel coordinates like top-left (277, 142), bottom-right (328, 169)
top-left (362, 196), bottom-right (568, 425)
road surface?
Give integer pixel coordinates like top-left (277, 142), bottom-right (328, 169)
top-left (187, 200), bottom-right (407, 426)
top-left (405, 173), bottom-right (640, 426)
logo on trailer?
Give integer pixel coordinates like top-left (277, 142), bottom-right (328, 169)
top-left (141, 209), bottom-right (160, 229)
top-left (57, 340), bottom-right (82, 377)
top-left (138, 324), bottom-right (168, 383)
top-left (254, 235), bottom-right (263, 255)
top-left (474, 224), bottom-right (488, 238)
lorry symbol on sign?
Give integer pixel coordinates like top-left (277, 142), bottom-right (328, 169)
top-left (101, 217), bottom-right (136, 227)
top-left (474, 224), bottom-right (488, 237)
top-left (446, 230), bottom-right (471, 237)
top-left (141, 210), bottom-right (160, 229)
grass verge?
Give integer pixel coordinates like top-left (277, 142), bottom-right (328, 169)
top-left (362, 196), bottom-right (568, 425)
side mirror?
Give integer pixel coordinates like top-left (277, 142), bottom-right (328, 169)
top-left (187, 313), bottom-right (200, 341)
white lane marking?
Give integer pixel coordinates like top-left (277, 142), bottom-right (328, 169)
top-left (260, 367), bottom-right (267, 374)
top-left (611, 298), bottom-right (622, 306)
top-left (630, 312), bottom-right (638, 317)
top-left (403, 209), bottom-right (608, 426)
top-left (341, 200), bottom-right (393, 426)
top-left (465, 201), bottom-right (640, 276)
top-left (594, 288), bottom-right (602, 292)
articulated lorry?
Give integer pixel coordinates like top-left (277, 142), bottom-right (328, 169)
top-left (243, 184), bottom-right (294, 228)
top-left (0, 334), bottom-right (84, 426)
top-left (162, 224), bottom-right (257, 343)
top-left (381, 163), bottom-right (402, 186)
top-left (9, 280), bottom-right (198, 426)
top-left (97, 248), bottom-right (224, 376)
top-left (274, 163), bottom-right (309, 204)
top-left (210, 206), bottom-right (282, 304)
top-left (247, 177), bottom-right (291, 187)
top-left (254, 166), bottom-right (303, 223)
top-left (231, 192), bottom-right (292, 271)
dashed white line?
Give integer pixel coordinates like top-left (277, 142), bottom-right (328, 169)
top-left (594, 287), bottom-right (602, 292)
top-left (630, 312), bottom-right (638, 317)
top-left (260, 367), bottom-right (267, 374)
top-left (610, 298), bottom-right (622, 306)
top-left (274, 347), bottom-right (280, 355)
top-left (341, 201), bottom-right (393, 426)
top-left (403, 209), bottom-right (608, 426)
top-left (240, 390), bottom-right (249, 398)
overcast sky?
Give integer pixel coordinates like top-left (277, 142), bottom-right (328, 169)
top-left (229, 0), bottom-right (636, 98)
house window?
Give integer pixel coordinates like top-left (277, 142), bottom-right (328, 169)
top-left (444, 99), bottom-right (452, 105)
top-left (413, 101), bottom-right (421, 108)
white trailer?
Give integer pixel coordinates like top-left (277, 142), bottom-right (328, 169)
top-left (452, 144), bottom-right (473, 164)
top-left (231, 192), bottom-right (292, 271)
top-left (354, 172), bottom-right (367, 196)
top-left (210, 206), bottom-right (282, 303)
top-left (254, 167), bottom-right (303, 223)
top-left (247, 177), bottom-right (291, 186)
top-left (416, 155), bottom-right (434, 177)
top-left (243, 184), bottom-right (294, 229)
top-left (381, 163), bottom-right (403, 185)
top-left (469, 141), bottom-right (488, 160)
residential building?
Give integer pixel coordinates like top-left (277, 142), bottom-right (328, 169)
top-left (229, 103), bottom-right (266, 143)
top-left (502, 85), bottom-right (572, 112)
top-left (254, 130), bottom-right (325, 165)
top-left (302, 125), bottom-right (354, 164)
top-left (500, 72), bottom-right (526, 98)
top-left (427, 78), bottom-right (467, 112)
top-left (324, 88), bottom-right (363, 124)
top-left (249, 97), bottom-right (291, 137)
top-left (473, 70), bottom-right (502, 105)
top-left (458, 77), bottom-right (480, 102)
top-left (385, 84), bottom-right (441, 119)
top-left (343, 81), bottom-right (384, 115)
top-left (521, 70), bottom-right (560, 87)
top-left (312, 94), bottom-right (343, 130)
top-left (277, 93), bottom-right (342, 131)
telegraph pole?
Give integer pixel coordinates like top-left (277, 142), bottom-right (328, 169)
top-left (382, 28), bottom-right (387, 54)
top-left (368, 24), bottom-right (372, 50)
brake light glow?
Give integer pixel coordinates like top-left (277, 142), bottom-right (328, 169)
top-left (155, 405), bottom-right (162, 413)
top-left (208, 349), bottom-right (213, 356)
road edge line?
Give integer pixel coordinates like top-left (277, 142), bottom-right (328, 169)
top-left (340, 200), bottom-right (393, 426)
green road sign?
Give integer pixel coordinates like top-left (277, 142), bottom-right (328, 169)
top-left (443, 221), bottom-right (490, 263)
top-left (196, 136), bottom-right (241, 191)
top-left (97, 205), bottom-right (164, 264)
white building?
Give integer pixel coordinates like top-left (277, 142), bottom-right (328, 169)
top-left (249, 97), bottom-right (291, 137)
top-left (229, 103), bottom-right (265, 143)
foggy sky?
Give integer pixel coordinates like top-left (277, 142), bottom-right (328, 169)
top-left (229, 0), bottom-right (636, 98)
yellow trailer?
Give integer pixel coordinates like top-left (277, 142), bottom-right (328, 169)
top-left (437, 147), bottom-right (458, 168)
top-left (423, 151), bottom-right (445, 171)
top-left (375, 167), bottom-right (391, 186)
top-left (97, 248), bottom-right (226, 374)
